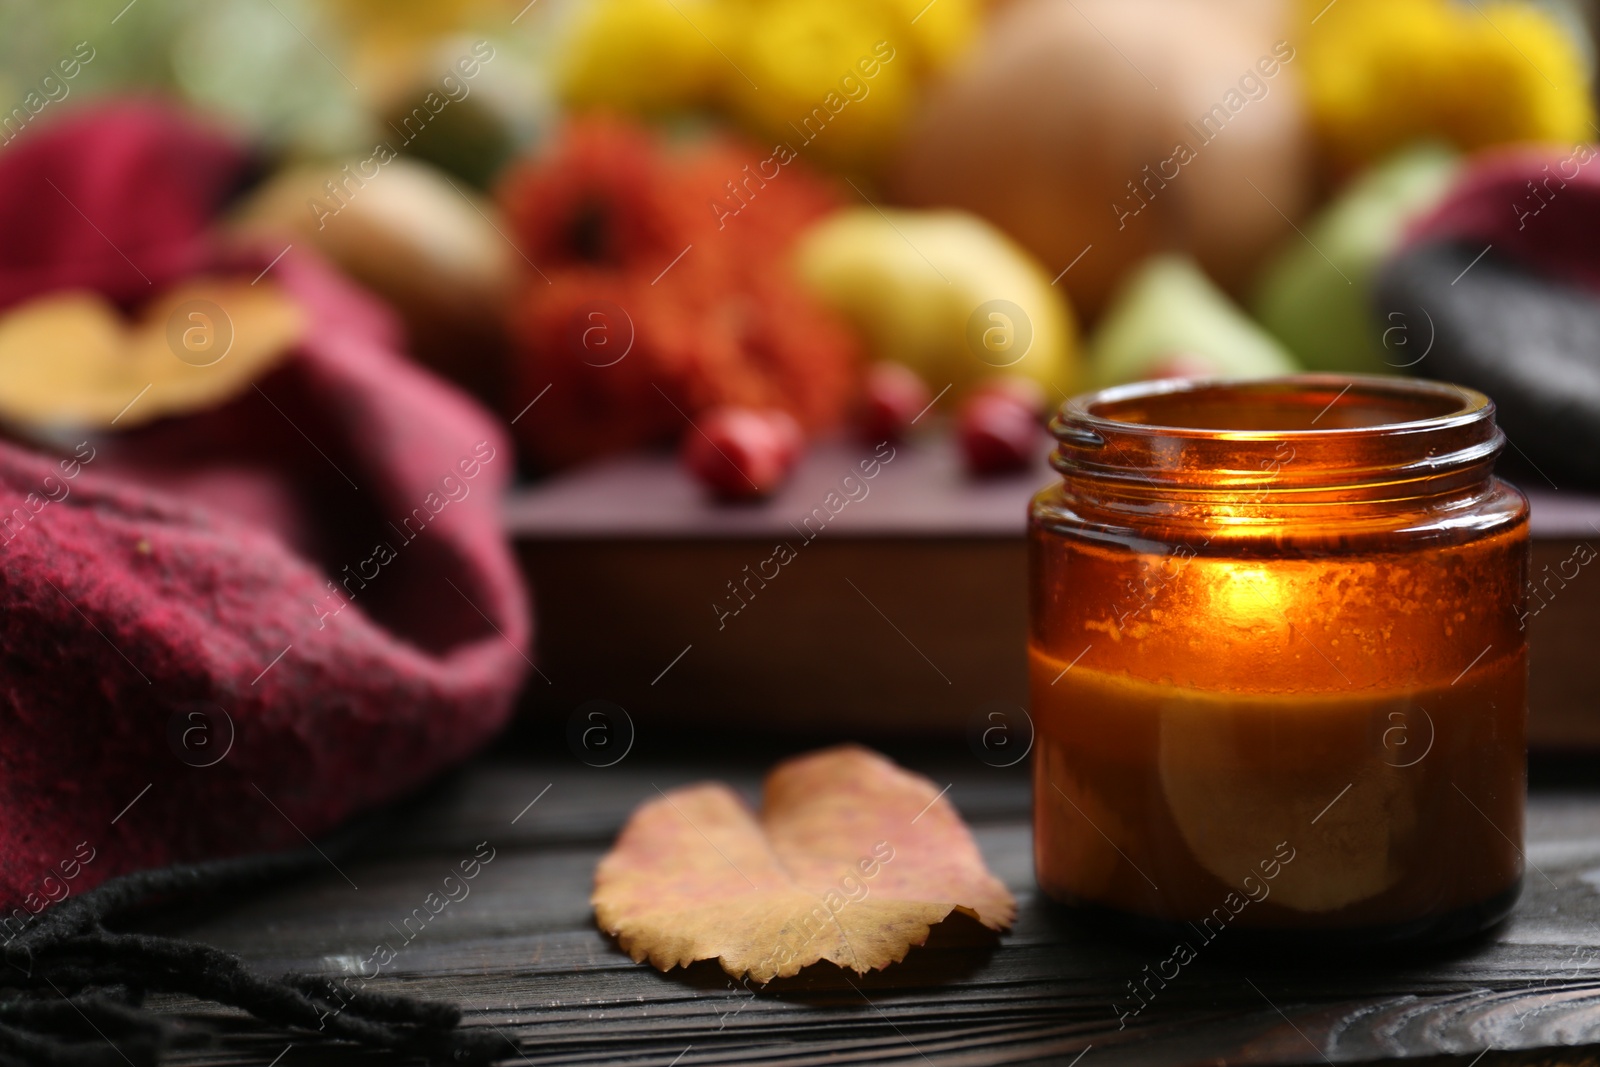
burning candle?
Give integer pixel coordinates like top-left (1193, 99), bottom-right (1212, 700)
top-left (1031, 376), bottom-right (1528, 942)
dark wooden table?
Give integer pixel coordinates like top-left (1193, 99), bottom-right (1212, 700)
top-left (139, 739), bottom-right (1600, 1067)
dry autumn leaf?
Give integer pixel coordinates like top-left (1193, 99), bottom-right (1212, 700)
top-left (593, 745), bottom-right (1015, 983)
top-left (0, 279), bottom-right (303, 432)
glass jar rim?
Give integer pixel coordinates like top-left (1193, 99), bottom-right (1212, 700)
top-left (1047, 374), bottom-right (1505, 503)
top-left (1053, 374), bottom-right (1489, 444)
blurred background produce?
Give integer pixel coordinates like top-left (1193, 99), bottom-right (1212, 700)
top-left (891, 0), bottom-right (1313, 316)
top-left (3, 0), bottom-right (1600, 491)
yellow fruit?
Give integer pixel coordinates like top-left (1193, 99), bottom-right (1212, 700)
top-left (1302, 0), bottom-right (1594, 168)
top-left (876, 0), bottom-right (981, 74)
top-left (723, 0), bottom-right (914, 169)
top-left (795, 207), bottom-right (1079, 403)
top-left (558, 0), bottom-right (724, 114)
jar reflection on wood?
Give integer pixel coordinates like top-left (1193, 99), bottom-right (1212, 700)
top-left (1029, 375), bottom-right (1529, 944)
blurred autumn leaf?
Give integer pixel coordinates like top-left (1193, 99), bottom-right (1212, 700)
top-left (0, 279), bottom-right (302, 432)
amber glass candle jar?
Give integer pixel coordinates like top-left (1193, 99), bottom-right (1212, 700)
top-left (1030, 375), bottom-right (1529, 943)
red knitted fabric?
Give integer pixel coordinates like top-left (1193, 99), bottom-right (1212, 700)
top-left (0, 102), bottom-right (530, 913)
top-left (1401, 144), bottom-right (1600, 294)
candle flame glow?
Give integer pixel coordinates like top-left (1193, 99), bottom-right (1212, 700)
top-left (1212, 565), bottom-right (1292, 625)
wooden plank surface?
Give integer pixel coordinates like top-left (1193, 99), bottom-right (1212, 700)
top-left (136, 741), bottom-right (1600, 1067)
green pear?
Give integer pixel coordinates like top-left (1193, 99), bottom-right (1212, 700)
top-left (1087, 255), bottom-right (1297, 389)
top-left (1252, 143), bottom-right (1460, 375)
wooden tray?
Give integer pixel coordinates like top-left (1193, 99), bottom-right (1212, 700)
top-left (510, 437), bottom-right (1599, 747)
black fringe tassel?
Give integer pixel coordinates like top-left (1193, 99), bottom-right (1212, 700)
top-left (0, 849), bottom-right (511, 1065)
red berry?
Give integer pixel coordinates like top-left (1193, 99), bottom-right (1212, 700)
top-left (860, 363), bottom-right (932, 444)
top-left (958, 392), bottom-right (1039, 476)
top-left (681, 407), bottom-right (800, 499)
top-left (764, 408), bottom-right (803, 470)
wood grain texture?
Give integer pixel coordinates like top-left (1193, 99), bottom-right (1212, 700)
top-left (129, 746), bottom-right (1600, 1067)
